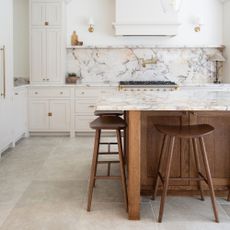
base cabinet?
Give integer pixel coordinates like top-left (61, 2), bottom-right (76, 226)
top-left (140, 111), bottom-right (230, 194)
top-left (29, 99), bottom-right (70, 132)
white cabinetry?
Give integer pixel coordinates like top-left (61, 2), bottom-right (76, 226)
top-left (75, 86), bottom-right (118, 132)
top-left (30, 0), bottom-right (63, 84)
top-left (28, 87), bottom-right (72, 133)
top-left (13, 87), bottom-right (28, 141)
top-left (31, 2), bottom-right (61, 27)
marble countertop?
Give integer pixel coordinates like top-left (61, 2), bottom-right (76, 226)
top-left (96, 89), bottom-right (230, 111)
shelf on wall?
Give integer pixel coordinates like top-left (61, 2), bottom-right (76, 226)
top-left (66, 45), bottom-right (225, 49)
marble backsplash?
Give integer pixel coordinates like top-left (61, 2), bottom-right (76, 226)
top-left (67, 47), bottom-right (225, 84)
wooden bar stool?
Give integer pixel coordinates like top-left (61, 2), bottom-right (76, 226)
top-left (152, 124), bottom-right (219, 223)
top-left (87, 115), bottom-right (128, 211)
top-left (94, 110), bottom-right (124, 117)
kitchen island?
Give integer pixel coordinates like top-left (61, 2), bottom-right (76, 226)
top-left (96, 88), bottom-right (230, 220)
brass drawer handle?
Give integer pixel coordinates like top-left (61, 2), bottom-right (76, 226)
top-left (88, 105), bottom-right (95, 108)
top-left (34, 92), bottom-right (38, 95)
top-left (48, 112), bottom-right (52, 117)
top-left (15, 92), bottom-right (19, 95)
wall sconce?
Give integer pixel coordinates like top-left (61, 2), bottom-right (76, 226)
top-left (160, 0), bottom-right (183, 13)
top-left (192, 17), bottom-right (203, 33)
top-left (88, 18), bottom-right (94, 33)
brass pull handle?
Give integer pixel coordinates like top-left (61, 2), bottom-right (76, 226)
top-left (15, 92), bottom-right (19, 95)
top-left (35, 92), bottom-right (38, 95)
top-left (81, 92), bottom-right (85, 95)
top-left (60, 92), bottom-right (63, 95)
top-left (48, 112), bottom-right (52, 117)
top-left (45, 22), bottom-right (49, 26)
top-left (0, 46), bottom-right (6, 98)
top-left (88, 105), bottom-right (95, 108)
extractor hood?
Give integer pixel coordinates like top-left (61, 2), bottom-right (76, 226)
top-left (113, 0), bottom-right (181, 36)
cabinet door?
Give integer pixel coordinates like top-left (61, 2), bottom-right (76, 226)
top-left (29, 100), bottom-right (49, 131)
top-left (141, 111), bottom-right (189, 191)
top-left (189, 111), bottom-right (230, 189)
top-left (14, 90), bottom-right (28, 139)
top-left (31, 28), bottom-right (46, 83)
top-left (31, 2), bottom-right (46, 26)
top-left (46, 29), bottom-right (62, 83)
top-left (45, 3), bottom-right (61, 27)
top-left (49, 100), bottom-right (70, 131)
top-left (0, 99), bottom-right (13, 153)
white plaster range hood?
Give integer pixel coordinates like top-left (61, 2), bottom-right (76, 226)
top-left (113, 0), bottom-right (181, 36)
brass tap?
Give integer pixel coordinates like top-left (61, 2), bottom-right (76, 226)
top-left (140, 56), bottom-right (158, 68)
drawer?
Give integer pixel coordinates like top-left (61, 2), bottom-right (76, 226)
top-left (75, 87), bottom-right (117, 98)
top-left (75, 115), bottom-right (95, 132)
top-left (29, 88), bottom-right (71, 98)
top-left (75, 100), bottom-right (97, 115)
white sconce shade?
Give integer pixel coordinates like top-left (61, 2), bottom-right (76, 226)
top-left (160, 0), bottom-right (183, 13)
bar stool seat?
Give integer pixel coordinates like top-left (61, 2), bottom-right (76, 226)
top-left (155, 124), bottom-right (214, 138)
top-left (90, 116), bottom-right (126, 130)
top-left (87, 115), bottom-right (128, 212)
top-left (94, 110), bottom-right (124, 117)
top-left (153, 124), bottom-right (219, 223)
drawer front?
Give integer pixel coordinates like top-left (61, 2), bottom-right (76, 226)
top-left (29, 88), bottom-right (71, 98)
top-left (75, 100), bottom-right (97, 115)
top-left (75, 116), bottom-right (95, 132)
top-left (75, 87), bottom-right (117, 98)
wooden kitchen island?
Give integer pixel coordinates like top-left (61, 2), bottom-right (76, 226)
top-left (96, 88), bottom-right (230, 220)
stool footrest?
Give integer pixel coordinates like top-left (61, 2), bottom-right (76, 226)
top-left (97, 160), bottom-right (120, 164)
top-left (99, 142), bottom-right (118, 145)
top-left (98, 152), bottom-right (119, 155)
top-left (95, 176), bottom-right (121, 180)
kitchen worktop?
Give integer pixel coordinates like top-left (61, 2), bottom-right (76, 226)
top-left (96, 88), bottom-right (230, 111)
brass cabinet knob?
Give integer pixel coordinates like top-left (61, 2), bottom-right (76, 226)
top-left (48, 112), bottom-right (52, 117)
top-left (15, 92), bottom-right (19, 95)
top-left (45, 22), bottom-right (49, 26)
top-left (60, 92), bottom-right (63, 95)
top-left (35, 92), bottom-right (38, 94)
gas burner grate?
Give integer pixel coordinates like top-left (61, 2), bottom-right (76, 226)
top-left (119, 81), bottom-right (177, 86)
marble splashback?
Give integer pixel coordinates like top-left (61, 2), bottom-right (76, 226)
top-left (67, 47), bottom-right (224, 84)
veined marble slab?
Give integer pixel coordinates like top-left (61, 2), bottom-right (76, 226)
top-left (96, 90), bottom-right (230, 111)
top-left (67, 47), bottom-right (224, 84)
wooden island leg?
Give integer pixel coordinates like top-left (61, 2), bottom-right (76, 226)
top-left (127, 111), bottom-right (141, 220)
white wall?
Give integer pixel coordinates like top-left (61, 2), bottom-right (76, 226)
top-left (223, 1), bottom-right (230, 82)
top-left (66, 0), bottom-right (224, 46)
top-left (13, 0), bottom-right (29, 80)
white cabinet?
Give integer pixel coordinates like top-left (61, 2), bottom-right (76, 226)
top-left (28, 87), bottom-right (72, 133)
top-left (31, 28), bottom-right (62, 83)
top-left (31, 2), bottom-right (61, 27)
top-left (13, 88), bottom-right (28, 140)
top-left (0, 99), bottom-right (13, 153)
top-left (29, 99), bottom-right (49, 130)
top-left (75, 87), bottom-right (118, 132)
top-left (30, 0), bottom-right (63, 84)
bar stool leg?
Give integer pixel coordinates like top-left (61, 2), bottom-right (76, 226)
top-left (152, 135), bottom-right (167, 200)
top-left (116, 129), bottom-right (128, 212)
top-left (87, 129), bottom-right (101, 211)
top-left (199, 137), bottom-right (219, 223)
top-left (158, 137), bottom-right (175, 223)
top-left (192, 138), bottom-right (205, 201)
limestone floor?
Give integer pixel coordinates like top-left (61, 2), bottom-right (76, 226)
top-left (0, 136), bottom-right (230, 229)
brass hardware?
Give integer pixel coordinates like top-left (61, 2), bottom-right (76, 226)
top-left (0, 46), bottom-right (6, 98)
top-left (194, 25), bottom-right (201, 33)
top-left (15, 93), bottom-right (19, 95)
top-left (35, 92), bottom-right (38, 94)
top-left (88, 105), bottom-right (95, 108)
top-left (45, 21), bottom-right (49, 26)
top-left (60, 92), bottom-right (63, 95)
top-left (88, 24), bottom-right (94, 33)
top-left (81, 92), bottom-right (85, 94)
top-left (48, 112), bottom-right (52, 117)
top-left (140, 56), bottom-right (158, 68)
top-left (47, 78), bottom-right (50, 81)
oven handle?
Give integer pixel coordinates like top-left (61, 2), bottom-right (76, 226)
top-left (0, 46), bottom-right (6, 98)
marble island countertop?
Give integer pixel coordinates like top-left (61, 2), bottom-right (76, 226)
top-left (96, 89), bottom-right (230, 111)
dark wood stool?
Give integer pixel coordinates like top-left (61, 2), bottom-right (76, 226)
top-left (87, 115), bottom-right (128, 212)
top-left (152, 124), bottom-right (219, 223)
